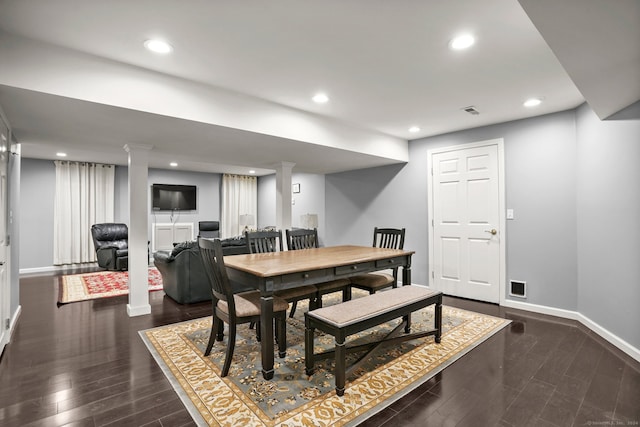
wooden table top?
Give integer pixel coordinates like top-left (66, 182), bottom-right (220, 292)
top-left (224, 245), bottom-right (414, 277)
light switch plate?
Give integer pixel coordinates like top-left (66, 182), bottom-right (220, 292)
top-left (506, 209), bottom-right (514, 220)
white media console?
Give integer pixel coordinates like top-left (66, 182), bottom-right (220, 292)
top-left (152, 222), bottom-right (194, 252)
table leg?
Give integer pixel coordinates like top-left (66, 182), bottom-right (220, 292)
top-left (402, 256), bottom-right (412, 286)
top-left (304, 315), bottom-right (315, 376)
top-left (260, 288), bottom-right (275, 380)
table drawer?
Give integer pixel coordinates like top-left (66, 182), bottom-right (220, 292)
top-left (282, 269), bottom-right (329, 285)
top-left (335, 261), bottom-right (375, 276)
top-left (375, 256), bottom-right (405, 268)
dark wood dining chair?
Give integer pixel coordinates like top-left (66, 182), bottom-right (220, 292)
top-left (286, 228), bottom-right (352, 308)
top-left (198, 238), bottom-right (288, 377)
top-left (350, 227), bottom-right (406, 294)
top-left (286, 228), bottom-right (320, 250)
top-left (245, 230), bottom-right (318, 318)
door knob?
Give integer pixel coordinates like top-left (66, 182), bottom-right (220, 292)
top-left (485, 229), bottom-right (497, 235)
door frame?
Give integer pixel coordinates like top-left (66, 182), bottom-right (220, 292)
top-left (0, 111), bottom-right (10, 355)
top-left (427, 138), bottom-right (506, 305)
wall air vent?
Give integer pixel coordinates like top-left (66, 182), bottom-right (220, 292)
top-left (462, 106), bottom-right (480, 115)
top-left (510, 280), bottom-right (527, 298)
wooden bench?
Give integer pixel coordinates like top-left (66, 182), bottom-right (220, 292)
top-left (304, 285), bottom-right (443, 396)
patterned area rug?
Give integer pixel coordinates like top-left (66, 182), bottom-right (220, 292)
top-left (140, 290), bottom-right (510, 426)
top-left (58, 267), bottom-right (163, 304)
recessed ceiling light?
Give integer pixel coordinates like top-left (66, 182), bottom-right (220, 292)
top-left (449, 34), bottom-right (475, 50)
top-left (56, 152), bottom-right (67, 157)
top-left (408, 126), bottom-right (421, 133)
top-left (249, 170), bottom-right (256, 174)
top-left (312, 93), bottom-right (329, 103)
top-left (144, 39), bottom-right (173, 54)
top-left (523, 97), bottom-right (543, 107)
top-left (169, 162), bottom-right (178, 167)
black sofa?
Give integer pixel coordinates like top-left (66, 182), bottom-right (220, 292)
top-left (91, 223), bottom-right (129, 271)
top-left (153, 237), bottom-right (249, 304)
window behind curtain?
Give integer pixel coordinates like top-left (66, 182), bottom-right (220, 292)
top-left (53, 161), bottom-right (115, 265)
top-left (221, 174), bottom-right (257, 238)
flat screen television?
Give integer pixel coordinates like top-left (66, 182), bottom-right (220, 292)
top-left (152, 184), bottom-right (197, 211)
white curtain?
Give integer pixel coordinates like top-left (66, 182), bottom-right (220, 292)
top-left (53, 161), bottom-right (115, 265)
top-left (221, 174), bottom-right (257, 238)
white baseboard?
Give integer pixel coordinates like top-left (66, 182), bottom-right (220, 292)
top-left (502, 299), bottom-right (581, 321)
top-left (503, 298), bottom-right (639, 363)
top-left (9, 304), bottom-right (21, 341)
top-left (19, 266), bottom-right (60, 275)
top-left (575, 312), bottom-right (640, 363)
top-left (20, 263), bottom-right (99, 276)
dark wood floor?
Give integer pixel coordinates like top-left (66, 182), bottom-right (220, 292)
top-left (0, 270), bottom-right (638, 427)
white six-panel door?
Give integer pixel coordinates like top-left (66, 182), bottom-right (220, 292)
top-left (429, 140), bottom-right (504, 303)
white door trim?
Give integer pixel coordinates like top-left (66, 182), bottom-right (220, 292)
top-left (427, 138), bottom-right (506, 305)
top-left (0, 112), bottom-right (10, 354)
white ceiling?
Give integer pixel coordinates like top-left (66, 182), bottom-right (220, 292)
top-left (0, 0), bottom-right (637, 175)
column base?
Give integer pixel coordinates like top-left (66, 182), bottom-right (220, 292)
top-left (127, 304), bottom-right (151, 317)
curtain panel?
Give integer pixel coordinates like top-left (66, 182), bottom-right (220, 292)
top-left (53, 161), bottom-right (115, 265)
top-left (221, 174), bottom-right (257, 238)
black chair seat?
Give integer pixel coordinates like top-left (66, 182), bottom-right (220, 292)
top-left (217, 291), bottom-right (289, 317)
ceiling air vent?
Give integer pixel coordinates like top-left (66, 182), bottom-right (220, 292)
top-left (462, 106), bottom-right (480, 115)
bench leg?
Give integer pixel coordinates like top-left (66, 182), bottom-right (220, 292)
top-left (435, 299), bottom-right (442, 343)
top-left (335, 337), bottom-right (346, 396)
top-left (404, 313), bottom-right (412, 334)
top-left (343, 286), bottom-right (352, 302)
top-left (304, 317), bottom-right (315, 376)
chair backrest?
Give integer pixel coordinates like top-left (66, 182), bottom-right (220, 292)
top-left (245, 230), bottom-right (283, 253)
top-left (91, 223), bottom-right (128, 250)
top-left (198, 238), bottom-right (234, 309)
top-left (373, 227), bottom-right (405, 250)
top-left (198, 221), bottom-right (220, 238)
top-left (286, 228), bottom-right (319, 250)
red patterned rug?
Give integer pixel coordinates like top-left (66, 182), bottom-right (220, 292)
top-left (58, 267), bottom-right (164, 304)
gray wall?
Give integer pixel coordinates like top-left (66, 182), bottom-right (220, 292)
top-left (257, 172), bottom-right (327, 244)
top-left (19, 158), bottom-right (56, 269)
top-left (576, 104), bottom-right (640, 349)
top-left (326, 109), bottom-right (579, 313)
top-left (325, 163), bottom-right (409, 246)
top-left (257, 174), bottom-right (276, 229)
top-left (19, 161), bottom-right (222, 269)
top-left (115, 167), bottom-right (222, 241)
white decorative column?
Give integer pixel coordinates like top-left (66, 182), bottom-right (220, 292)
top-left (275, 162), bottom-right (295, 237)
top-left (124, 144), bottom-right (152, 317)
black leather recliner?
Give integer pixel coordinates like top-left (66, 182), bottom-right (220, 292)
top-left (91, 223), bottom-right (129, 271)
top-left (154, 237), bottom-right (249, 304)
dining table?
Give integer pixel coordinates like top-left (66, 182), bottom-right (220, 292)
top-left (224, 244), bottom-right (415, 380)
